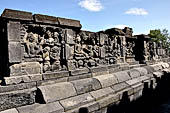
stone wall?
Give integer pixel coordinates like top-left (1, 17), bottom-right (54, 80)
top-left (0, 9), bottom-right (169, 113)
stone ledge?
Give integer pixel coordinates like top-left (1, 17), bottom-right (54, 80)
top-left (93, 74), bottom-right (118, 88)
top-left (71, 78), bottom-right (101, 95)
top-left (0, 108), bottom-right (18, 113)
top-left (38, 82), bottom-right (77, 103)
top-left (17, 101), bottom-right (64, 113)
top-left (60, 93), bottom-right (95, 111)
top-left (4, 74), bottom-right (42, 85)
top-left (34, 14), bottom-right (59, 25)
top-left (42, 71), bottom-right (69, 80)
top-left (58, 17), bottom-right (82, 28)
top-left (0, 82), bottom-right (36, 93)
top-left (114, 71), bottom-right (131, 83)
top-left (89, 87), bottom-right (114, 101)
top-left (1, 9), bottom-right (33, 21)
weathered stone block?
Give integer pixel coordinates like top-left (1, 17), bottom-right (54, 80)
top-left (65, 44), bottom-right (74, 60)
top-left (34, 14), bottom-right (59, 25)
top-left (108, 64), bottom-right (121, 74)
top-left (60, 93), bottom-right (95, 111)
top-left (42, 71), bottom-right (69, 80)
top-left (21, 62), bottom-right (41, 75)
top-left (93, 74), bottom-right (118, 88)
top-left (81, 102), bottom-right (100, 113)
top-left (22, 74), bottom-right (42, 82)
top-left (17, 102), bottom-right (64, 113)
top-left (151, 64), bottom-right (162, 71)
top-left (58, 17), bottom-right (82, 28)
top-left (8, 42), bottom-right (22, 63)
top-left (126, 78), bottom-right (141, 86)
top-left (70, 68), bottom-right (90, 76)
top-left (1, 9), bottom-right (33, 21)
top-left (144, 66), bottom-right (154, 74)
top-left (90, 87), bottom-right (114, 101)
top-left (0, 88), bottom-right (36, 111)
top-left (7, 21), bottom-right (20, 42)
top-left (153, 71), bottom-right (164, 78)
top-left (114, 71), bottom-right (131, 83)
top-left (131, 83), bottom-right (143, 93)
top-left (0, 108), bottom-right (18, 113)
top-left (0, 82), bottom-right (36, 93)
top-left (111, 82), bottom-right (130, 93)
top-left (4, 74), bottom-right (42, 85)
top-left (9, 64), bottom-right (22, 76)
top-left (134, 67), bottom-right (148, 76)
top-left (127, 69), bottom-right (140, 79)
top-left (90, 66), bottom-right (109, 77)
top-left (37, 77), bottom-right (68, 87)
top-left (97, 94), bottom-right (119, 108)
top-left (38, 82), bottom-right (77, 103)
top-left (65, 29), bottom-right (75, 44)
top-left (71, 78), bottom-right (101, 95)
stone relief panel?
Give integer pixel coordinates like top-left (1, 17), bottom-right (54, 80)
top-left (20, 24), bottom-right (64, 73)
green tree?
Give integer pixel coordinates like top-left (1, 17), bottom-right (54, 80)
top-left (149, 29), bottom-right (170, 49)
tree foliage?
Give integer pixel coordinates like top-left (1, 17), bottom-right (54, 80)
top-left (149, 29), bottom-right (170, 49)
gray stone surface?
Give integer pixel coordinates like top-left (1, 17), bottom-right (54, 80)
top-left (108, 64), bottom-right (121, 74)
top-left (4, 74), bottom-right (42, 85)
top-left (34, 14), bottom-right (59, 25)
top-left (126, 78), bottom-right (141, 86)
top-left (71, 78), bottom-right (101, 95)
top-left (17, 102), bottom-right (64, 113)
top-left (70, 68), bottom-right (90, 76)
top-left (151, 64), bottom-right (163, 71)
top-left (111, 82), bottom-right (130, 93)
top-left (38, 82), bottom-right (77, 103)
top-left (114, 71), bottom-right (131, 83)
top-left (97, 93), bottom-right (119, 108)
top-left (42, 71), bottom-right (69, 80)
top-left (0, 88), bottom-right (36, 111)
top-left (81, 102), bottom-right (100, 113)
top-left (127, 69), bottom-right (141, 79)
top-left (37, 77), bottom-right (68, 86)
top-left (134, 67), bottom-right (148, 76)
top-left (7, 21), bottom-right (20, 42)
top-left (9, 64), bottom-right (22, 76)
top-left (153, 71), bottom-right (164, 77)
top-left (93, 74), bottom-right (118, 88)
top-left (144, 66), bottom-right (154, 74)
top-left (60, 93), bottom-right (95, 111)
top-left (0, 108), bottom-right (18, 113)
top-left (58, 17), bottom-right (82, 28)
top-left (90, 87), bottom-right (114, 101)
top-left (21, 62), bottom-right (41, 75)
top-left (0, 82), bottom-right (36, 93)
top-left (1, 9), bottom-right (33, 20)
top-left (91, 66), bottom-right (109, 77)
top-left (131, 83), bottom-right (143, 93)
top-left (8, 42), bottom-right (22, 63)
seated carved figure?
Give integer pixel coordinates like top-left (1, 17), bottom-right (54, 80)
top-left (74, 35), bottom-right (86, 60)
top-left (25, 32), bottom-right (41, 57)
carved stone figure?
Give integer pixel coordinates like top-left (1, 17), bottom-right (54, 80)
top-left (25, 32), bottom-right (41, 57)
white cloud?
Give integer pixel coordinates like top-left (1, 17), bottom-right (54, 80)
top-left (125, 8), bottom-right (148, 16)
top-left (78, 0), bottom-right (104, 12)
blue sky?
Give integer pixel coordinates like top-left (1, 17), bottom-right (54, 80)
top-left (0, 0), bottom-right (169, 34)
